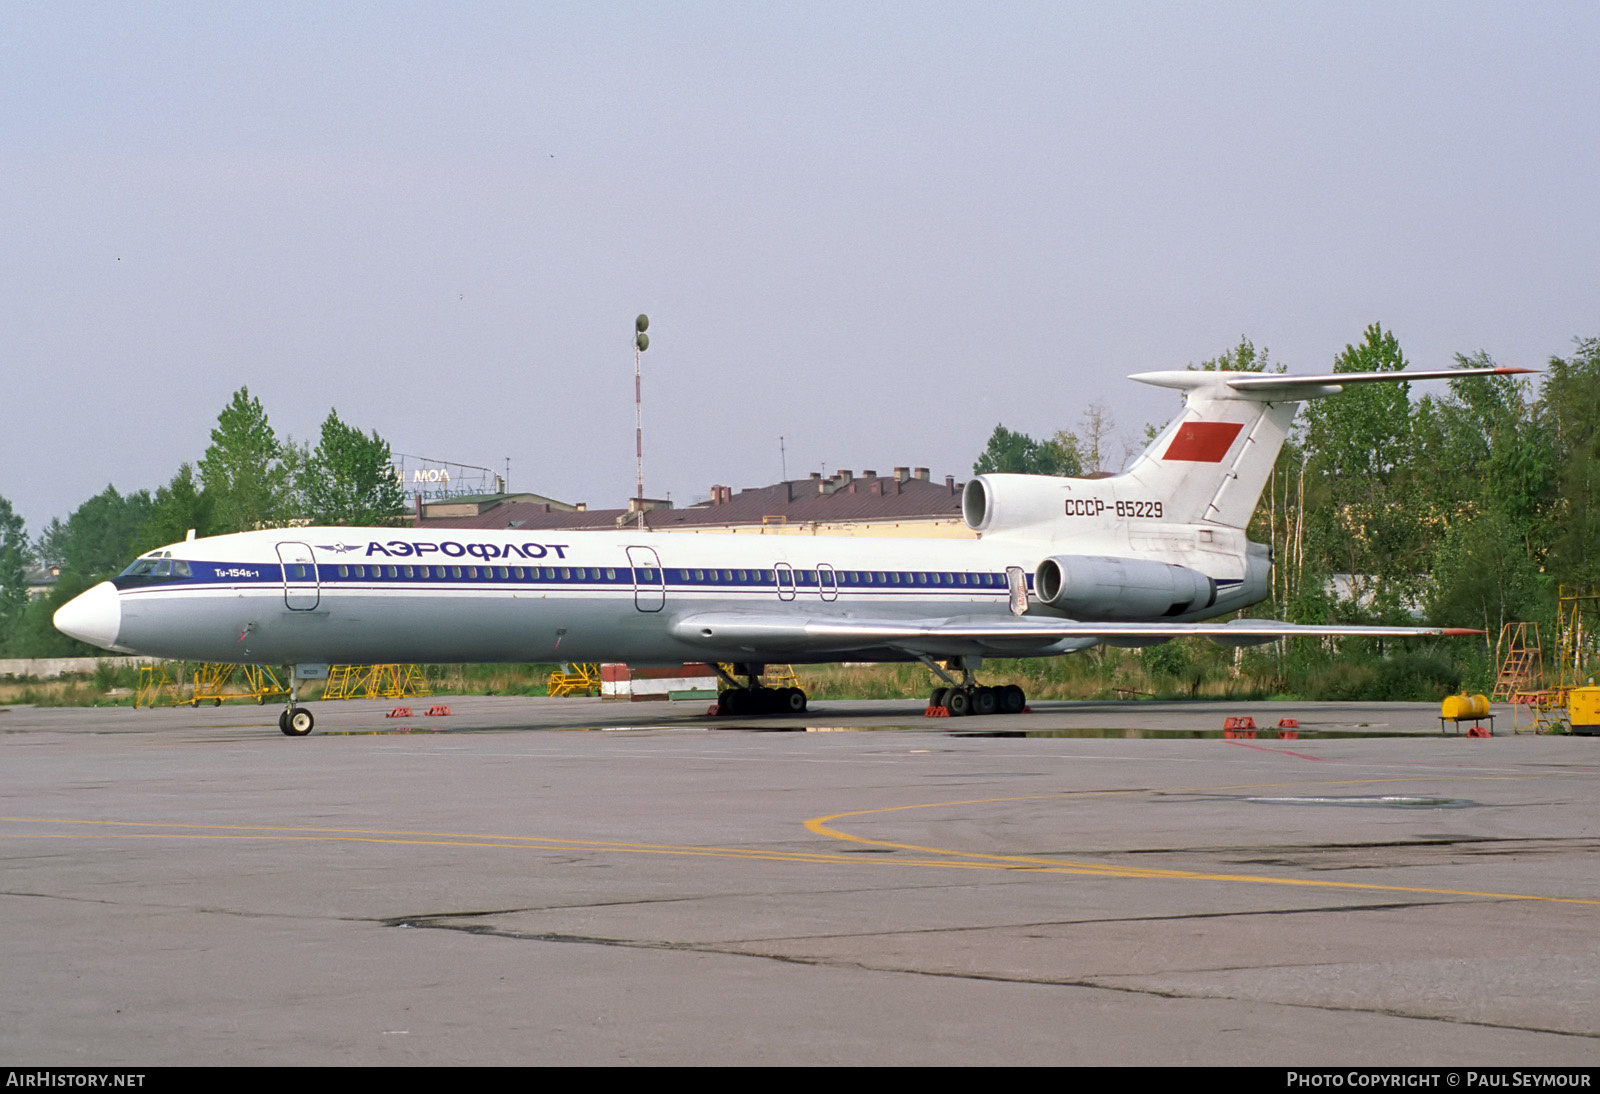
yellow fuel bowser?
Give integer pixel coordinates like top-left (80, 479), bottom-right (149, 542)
top-left (1570, 686), bottom-right (1600, 736)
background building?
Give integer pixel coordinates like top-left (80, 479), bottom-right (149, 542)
top-left (414, 467), bottom-right (971, 539)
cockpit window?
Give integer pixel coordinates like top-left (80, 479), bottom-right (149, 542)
top-left (117, 556), bottom-right (192, 583)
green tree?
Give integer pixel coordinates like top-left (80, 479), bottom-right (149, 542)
top-left (1299, 323), bottom-right (1421, 620)
top-left (1403, 356), bottom-right (1550, 645)
top-left (54, 486), bottom-right (154, 582)
top-left (1537, 336), bottom-right (1600, 587)
top-left (0, 494), bottom-right (29, 648)
top-left (137, 464), bottom-right (217, 554)
top-left (5, 487), bottom-right (153, 656)
top-left (200, 387), bottom-right (294, 532)
top-left (1193, 335), bottom-right (1280, 374)
top-left (974, 425), bottom-right (1084, 477)
top-left (298, 409), bottom-right (407, 526)
top-left (33, 517), bottom-right (67, 568)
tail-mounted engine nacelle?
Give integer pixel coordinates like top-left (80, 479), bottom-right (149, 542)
top-left (962, 474), bottom-right (1080, 535)
top-left (1034, 555), bottom-right (1217, 621)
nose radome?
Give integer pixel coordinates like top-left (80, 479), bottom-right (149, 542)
top-left (53, 581), bottom-right (123, 650)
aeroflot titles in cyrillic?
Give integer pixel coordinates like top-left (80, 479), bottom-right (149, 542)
top-left (363, 541), bottom-right (571, 561)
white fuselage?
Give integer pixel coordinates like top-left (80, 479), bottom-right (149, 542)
top-left (65, 518), bottom-right (1262, 668)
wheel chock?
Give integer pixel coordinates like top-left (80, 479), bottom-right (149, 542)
top-left (924, 705), bottom-right (949, 717)
top-left (1467, 726), bottom-right (1491, 738)
top-left (1223, 716), bottom-right (1256, 730)
top-left (1277, 718), bottom-right (1299, 728)
top-left (425, 705), bottom-right (452, 717)
top-left (387, 707), bottom-right (413, 718)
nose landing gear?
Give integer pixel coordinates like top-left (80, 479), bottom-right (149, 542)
top-left (278, 707), bottom-right (315, 736)
top-left (278, 674), bottom-right (315, 736)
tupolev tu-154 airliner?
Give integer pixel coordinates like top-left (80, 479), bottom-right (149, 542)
top-left (55, 365), bottom-right (1523, 735)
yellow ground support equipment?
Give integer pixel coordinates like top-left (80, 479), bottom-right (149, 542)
top-left (136, 663), bottom-right (180, 708)
top-left (189, 663), bottom-right (287, 706)
top-left (136, 662), bottom-right (287, 707)
top-left (1513, 690), bottom-right (1572, 735)
top-left (1439, 693), bottom-right (1492, 734)
top-left (1555, 587), bottom-right (1600, 693)
top-left (1508, 587), bottom-right (1600, 734)
top-left (321, 664), bottom-right (434, 700)
top-left (1492, 622), bottom-right (1543, 702)
top-left (1569, 686), bottom-right (1600, 736)
top-left (766, 664), bottom-right (801, 690)
top-left (713, 663), bottom-right (800, 689)
top-left (547, 663), bottom-right (601, 697)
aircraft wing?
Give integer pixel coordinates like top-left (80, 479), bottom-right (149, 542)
top-left (668, 611), bottom-right (1479, 656)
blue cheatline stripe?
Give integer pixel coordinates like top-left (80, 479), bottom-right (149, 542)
top-left (117, 561), bottom-right (1025, 594)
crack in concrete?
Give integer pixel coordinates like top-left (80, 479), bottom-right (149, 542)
top-left (384, 917), bottom-right (1600, 1042)
top-left (1110, 836), bottom-right (1600, 856)
top-left (379, 898), bottom-right (1457, 947)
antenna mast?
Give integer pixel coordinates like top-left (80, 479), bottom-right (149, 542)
top-left (634, 314), bottom-right (650, 530)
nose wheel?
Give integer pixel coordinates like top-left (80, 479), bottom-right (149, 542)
top-left (279, 707), bottom-right (315, 736)
top-left (278, 674), bottom-right (315, 736)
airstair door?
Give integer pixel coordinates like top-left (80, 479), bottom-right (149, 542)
top-left (1006, 566), bottom-right (1028, 616)
top-left (276, 542), bottom-right (320, 611)
top-left (626, 546), bottom-right (665, 612)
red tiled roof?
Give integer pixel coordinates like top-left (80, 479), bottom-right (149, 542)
top-left (414, 473), bottom-right (964, 531)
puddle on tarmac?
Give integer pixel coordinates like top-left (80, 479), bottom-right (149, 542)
top-left (328, 723), bottom-right (1454, 740)
top-left (945, 727), bottom-right (1445, 740)
top-left (695, 724), bottom-right (1452, 739)
top-left (1240, 795), bottom-right (1479, 808)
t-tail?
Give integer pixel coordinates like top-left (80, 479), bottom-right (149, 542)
top-left (963, 365), bottom-right (1532, 539)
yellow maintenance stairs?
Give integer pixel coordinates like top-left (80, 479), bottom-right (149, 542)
top-left (547, 663), bottom-right (601, 697)
top-left (320, 664), bottom-right (433, 700)
top-left (1496, 588), bottom-right (1600, 734)
top-left (137, 662), bottom-right (287, 707)
top-left (137, 662), bottom-right (430, 707)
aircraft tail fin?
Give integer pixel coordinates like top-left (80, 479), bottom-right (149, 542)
top-left (1116, 366), bottom-right (1531, 528)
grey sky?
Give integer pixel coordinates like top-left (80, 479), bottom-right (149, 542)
top-left (3, 2), bottom-right (1596, 534)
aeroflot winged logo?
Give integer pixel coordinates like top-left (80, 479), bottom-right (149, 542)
top-left (1163, 421), bottom-right (1242, 462)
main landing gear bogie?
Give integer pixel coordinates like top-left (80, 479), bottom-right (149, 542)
top-left (717, 686), bottom-right (807, 716)
top-left (922, 656), bottom-right (1027, 718)
top-left (927, 683), bottom-right (1027, 718)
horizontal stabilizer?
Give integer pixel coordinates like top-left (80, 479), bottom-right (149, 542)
top-left (1130, 365), bottom-right (1533, 401)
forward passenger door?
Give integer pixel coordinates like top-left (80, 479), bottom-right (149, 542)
top-left (626, 546), bottom-right (665, 612)
top-left (276, 542), bottom-right (320, 611)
